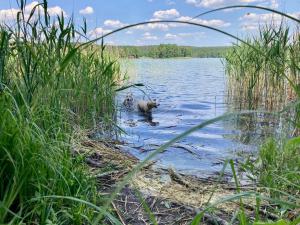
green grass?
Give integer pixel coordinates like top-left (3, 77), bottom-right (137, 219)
top-left (0, 0), bottom-right (122, 223)
top-left (241, 137), bottom-right (300, 199)
top-left (0, 92), bottom-right (99, 224)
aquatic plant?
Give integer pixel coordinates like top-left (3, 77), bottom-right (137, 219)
top-left (0, 0), bottom-right (122, 223)
top-left (225, 24), bottom-right (300, 112)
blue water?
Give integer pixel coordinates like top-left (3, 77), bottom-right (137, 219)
top-left (117, 58), bottom-right (257, 177)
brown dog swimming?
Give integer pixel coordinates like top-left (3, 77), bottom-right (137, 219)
top-left (137, 99), bottom-right (159, 113)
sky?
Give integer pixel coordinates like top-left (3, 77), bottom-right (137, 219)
top-left (0, 0), bottom-right (299, 46)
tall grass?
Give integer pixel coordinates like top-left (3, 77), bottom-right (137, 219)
top-left (0, 0), bottom-right (121, 223)
top-left (241, 137), bottom-right (300, 199)
top-left (225, 24), bottom-right (300, 111)
top-left (0, 91), bottom-right (98, 224)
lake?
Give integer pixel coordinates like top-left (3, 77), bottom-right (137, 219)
top-left (117, 58), bottom-right (276, 178)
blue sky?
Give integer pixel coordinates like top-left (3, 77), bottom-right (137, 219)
top-left (0, 0), bottom-right (299, 46)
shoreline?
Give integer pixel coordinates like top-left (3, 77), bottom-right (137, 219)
top-left (75, 130), bottom-right (276, 224)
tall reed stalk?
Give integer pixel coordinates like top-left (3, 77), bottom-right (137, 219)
top-left (0, 0), bottom-right (122, 223)
top-left (226, 24), bottom-right (300, 112)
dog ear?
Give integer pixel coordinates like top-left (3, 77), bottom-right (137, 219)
top-left (147, 102), bottom-right (154, 109)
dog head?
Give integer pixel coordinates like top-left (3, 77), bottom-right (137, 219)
top-left (125, 93), bottom-right (133, 102)
top-left (126, 93), bottom-right (133, 99)
top-left (123, 93), bottom-right (134, 107)
top-left (147, 99), bottom-right (159, 109)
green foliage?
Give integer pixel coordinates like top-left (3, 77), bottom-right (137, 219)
top-left (0, 0), bottom-right (121, 223)
top-left (240, 136), bottom-right (300, 220)
top-left (258, 138), bottom-right (299, 198)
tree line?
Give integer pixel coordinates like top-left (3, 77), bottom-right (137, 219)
top-left (109, 44), bottom-right (231, 58)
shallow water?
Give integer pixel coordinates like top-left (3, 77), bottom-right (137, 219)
top-left (116, 58), bottom-right (273, 178)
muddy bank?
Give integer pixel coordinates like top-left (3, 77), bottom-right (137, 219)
top-left (73, 131), bottom-right (278, 225)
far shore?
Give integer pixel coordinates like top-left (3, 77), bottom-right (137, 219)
top-left (120, 56), bottom-right (225, 59)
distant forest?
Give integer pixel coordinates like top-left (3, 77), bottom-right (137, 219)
top-left (108, 44), bottom-right (231, 58)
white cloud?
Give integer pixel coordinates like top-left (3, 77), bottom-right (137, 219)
top-left (24, 1), bottom-right (41, 12)
top-left (164, 32), bottom-right (205, 41)
top-left (153, 8), bottom-right (180, 19)
top-left (144, 36), bottom-right (158, 40)
top-left (0, 8), bottom-right (19, 22)
top-left (136, 31), bottom-right (206, 45)
top-left (26, 1), bottom-right (67, 17)
top-left (134, 21), bottom-right (169, 31)
top-left (240, 12), bottom-right (282, 22)
top-left (79, 6), bottom-right (94, 15)
top-left (47, 6), bottom-right (66, 16)
top-left (185, 0), bottom-right (197, 4)
top-left (240, 12), bottom-right (281, 30)
top-left (89, 27), bottom-right (112, 38)
top-left (133, 14), bottom-right (229, 31)
top-left (126, 30), bottom-right (133, 34)
top-left (185, 0), bottom-right (278, 9)
top-left (165, 33), bottom-right (178, 39)
top-left (239, 11), bottom-right (300, 31)
top-left (178, 32), bottom-right (205, 37)
top-left (134, 24), bottom-right (146, 30)
top-left (0, 2), bottom-right (66, 23)
top-left (104, 19), bottom-right (127, 28)
top-left (291, 12), bottom-right (300, 19)
top-left (241, 24), bottom-right (259, 30)
top-left (185, 0), bottom-right (225, 8)
top-left (148, 20), bottom-right (170, 30)
top-left (175, 16), bottom-right (231, 27)
top-left (143, 32), bottom-right (158, 40)
top-left (239, 0), bottom-right (263, 2)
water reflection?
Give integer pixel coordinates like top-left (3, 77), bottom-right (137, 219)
top-left (224, 98), bottom-right (292, 145)
top-left (138, 112), bottom-right (159, 126)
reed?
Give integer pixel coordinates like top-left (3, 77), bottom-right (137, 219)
top-left (225, 24), bottom-right (300, 112)
top-left (0, 0), bottom-right (121, 223)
